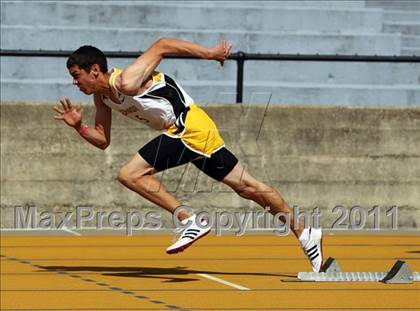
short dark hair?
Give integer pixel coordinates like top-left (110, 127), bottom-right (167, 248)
top-left (66, 45), bottom-right (108, 73)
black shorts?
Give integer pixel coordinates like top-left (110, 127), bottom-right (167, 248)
top-left (139, 134), bottom-right (238, 181)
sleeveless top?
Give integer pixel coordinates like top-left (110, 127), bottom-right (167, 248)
top-left (101, 68), bottom-right (194, 130)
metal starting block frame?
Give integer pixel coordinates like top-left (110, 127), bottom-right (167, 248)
top-left (298, 257), bottom-right (420, 283)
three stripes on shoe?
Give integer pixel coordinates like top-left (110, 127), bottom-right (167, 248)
top-left (182, 228), bottom-right (201, 240)
top-left (305, 245), bottom-right (319, 261)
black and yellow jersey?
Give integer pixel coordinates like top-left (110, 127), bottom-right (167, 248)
top-left (102, 68), bottom-right (194, 130)
top-left (102, 68), bottom-right (224, 157)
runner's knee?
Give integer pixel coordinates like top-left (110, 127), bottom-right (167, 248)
top-left (117, 166), bottom-right (148, 188)
top-left (117, 166), bottom-right (132, 186)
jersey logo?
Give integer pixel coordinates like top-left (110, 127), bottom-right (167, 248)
top-left (120, 106), bottom-right (139, 116)
top-left (135, 115), bottom-right (150, 123)
top-left (120, 106), bottom-right (150, 123)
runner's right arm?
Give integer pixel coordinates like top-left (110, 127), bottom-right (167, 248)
top-left (53, 95), bottom-right (111, 150)
top-left (118, 38), bottom-right (232, 95)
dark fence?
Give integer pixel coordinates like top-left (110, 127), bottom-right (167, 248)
top-left (1, 49), bottom-right (419, 103)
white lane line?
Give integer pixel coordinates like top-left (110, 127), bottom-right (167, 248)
top-left (196, 273), bottom-right (250, 291)
top-left (0, 227), bottom-right (81, 236)
top-left (61, 226), bottom-right (82, 236)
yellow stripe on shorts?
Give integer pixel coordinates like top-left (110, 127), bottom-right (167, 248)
top-left (165, 104), bottom-right (225, 157)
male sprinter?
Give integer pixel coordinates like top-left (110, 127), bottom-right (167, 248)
top-left (53, 38), bottom-right (323, 272)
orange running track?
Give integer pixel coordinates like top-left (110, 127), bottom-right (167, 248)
top-left (1, 234), bottom-right (420, 311)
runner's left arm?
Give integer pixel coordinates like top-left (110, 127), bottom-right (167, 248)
top-left (53, 95), bottom-right (111, 150)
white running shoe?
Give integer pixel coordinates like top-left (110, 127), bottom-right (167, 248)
top-left (300, 227), bottom-right (324, 272)
top-left (166, 214), bottom-right (211, 254)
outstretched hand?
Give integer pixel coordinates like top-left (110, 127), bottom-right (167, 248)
top-left (208, 40), bottom-right (232, 66)
top-left (53, 97), bottom-right (83, 128)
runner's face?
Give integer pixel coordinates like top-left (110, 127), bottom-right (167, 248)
top-left (69, 65), bottom-right (97, 95)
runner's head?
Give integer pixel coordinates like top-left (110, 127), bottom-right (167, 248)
top-left (66, 45), bottom-right (108, 95)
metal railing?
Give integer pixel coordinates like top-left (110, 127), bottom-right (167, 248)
top-left (1, 49), bottom-right (419, 103)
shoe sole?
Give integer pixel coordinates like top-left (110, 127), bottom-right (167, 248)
top-left (318, 236), bottom-right (324, 272)
top-left (316, 229), bottom-right (324, 272)
top-left (166, 229), bottom-right (211, 255)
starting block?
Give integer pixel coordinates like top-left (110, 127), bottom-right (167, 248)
top-left (298, 257), bottom-right (420, 283)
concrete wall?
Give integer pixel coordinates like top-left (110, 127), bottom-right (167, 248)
top-left (1, 102), bottom-right (419, 230)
